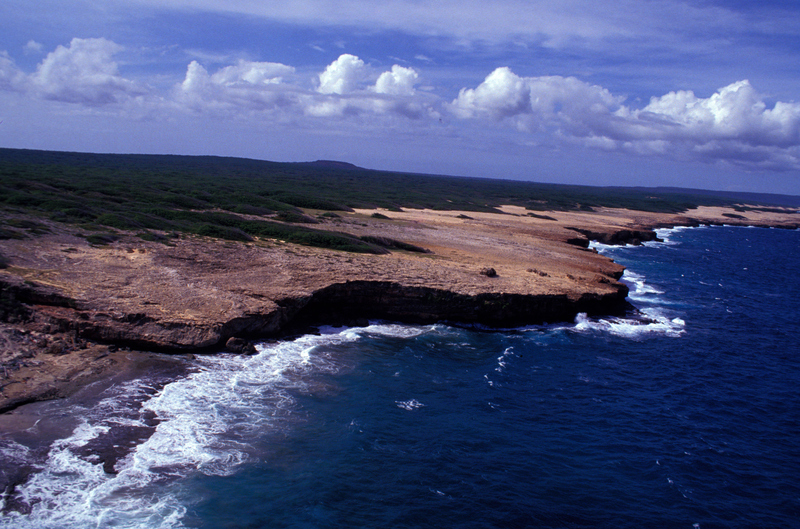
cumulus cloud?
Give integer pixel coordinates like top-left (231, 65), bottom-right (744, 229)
top-left (451, 67), bottom-right (531, 119)
top-left (30, 38), bottom-right (145, 105)
top-left (308, 58), bottom-right (425, 118)
top-left (176, 54), bottom-right (429, 121)
top-left (178, 59), bottom-right (297, 113)
top-left (640, 81), bottom-right (800, 148)
top-left (211, 60), bottom-right (294, 86)
top-left (451, 67), bottom-right (620, 127)
top-left (451, 67), bottom-right (800, 170)
top-left (374, 65), bottom-right (418, 96)
top-left (317, 54), bottom-right (365, 94)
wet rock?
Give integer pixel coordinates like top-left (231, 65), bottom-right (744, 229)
top-left (225, 337), bottom-right (257, 355)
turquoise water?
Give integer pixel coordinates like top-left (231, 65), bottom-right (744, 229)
top-left (2, 225), bottom-right (799, 528)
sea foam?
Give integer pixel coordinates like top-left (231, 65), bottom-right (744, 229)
top-left (1, 324), bottom-right (443, 529)
top-left (573, 310), bottom-right (685, 339)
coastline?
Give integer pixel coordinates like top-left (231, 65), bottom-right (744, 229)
top-left (1, 204), bottom-right (798, 414)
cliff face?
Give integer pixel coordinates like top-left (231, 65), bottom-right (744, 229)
top-left (293, 280), bottom-right (629, 330)
top-left (566, 227), bottom-right (661, 247)
top-left (1, 274), bottom-right (629, 354)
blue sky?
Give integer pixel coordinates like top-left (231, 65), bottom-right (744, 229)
top-left (2, 0), bottom-right (800, 194)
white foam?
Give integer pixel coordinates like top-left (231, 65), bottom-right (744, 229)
top-left (653, 226), bottom-right (693, 244)
top-left (0, 439), bottom-right (33, 468)
top-left (588, 241), bottom-right (612, 253)
top-left (622, 270), bottom-right (665, 302)
top-left (573, 310), bottom-right (685, 339)
top-left (364, 323), bottom-right (440, 339)
top-left (2, 421), bottom-right (186, 529)
top-left (396, 399), bottom-right (425, 411)
top-left (3, 326), bottom-right (414, 529)
top-left (495, 347), bottom-right (515, 373)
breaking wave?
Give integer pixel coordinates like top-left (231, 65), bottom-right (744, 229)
top-left (0, 323), bottom-right (445, 529)
top-left (573, 310), bottom-right (685, 339)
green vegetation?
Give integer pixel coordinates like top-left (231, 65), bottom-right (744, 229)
top-left (1, 148), bottom-right (795, 253)
top-left (360, 236), bottom-right (430, 253)
top-left (84, 233), bottom-right (120, 246)
top-left (722, 213), bottom-right (747, 220)
top-left (527, 212), bottom-right (557, 221)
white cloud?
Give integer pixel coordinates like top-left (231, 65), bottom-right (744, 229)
top-left (211, 60), bottom-right (294, 86)
top-left (176, 54), bottom-right (429, 121)
top-left (310, 59), bottom-right (425, 117)
top-left (451, 67), bottom-right (622, 136)
top-left (23, 40), bottom-right (44, 55)
top-left (31, 38), bottom-right (146, 105)
top-left (451, 67), bottom-right (800, 170)
top-left (451, 67), bottom-right (532, 119)
top-left (317, 54), bottom-right (365, 94)
top-left (178, 59), bottom-right (297, 113)
top-left (374, 65), bottom-right (418, 96)
top-left (0, 51), bottom-right (27, 92)
top-left (640, 80), bottom-right (800, 148)
top-left (181, 60), bottom-right (211, 93)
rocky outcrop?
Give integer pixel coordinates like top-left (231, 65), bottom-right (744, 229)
top-left (225, 337), bottom-right (258, 355)
top-left (566, 227), bottom-right (661, 246)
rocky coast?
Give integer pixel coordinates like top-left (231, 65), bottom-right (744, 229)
top-left (1, 203), bottom-right (798, 414)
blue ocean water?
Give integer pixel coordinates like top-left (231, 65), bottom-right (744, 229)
top-left (2, 225), bottom-right (799, 528)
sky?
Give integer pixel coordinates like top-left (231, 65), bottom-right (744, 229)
top-left (1, 1), bottom-right (800, 194)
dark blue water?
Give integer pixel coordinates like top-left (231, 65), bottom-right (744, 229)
top-left (2, 226), bottom-right (799, 528)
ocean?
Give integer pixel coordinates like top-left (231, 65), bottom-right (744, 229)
top-left (1, 225), bottom-right (799, 528)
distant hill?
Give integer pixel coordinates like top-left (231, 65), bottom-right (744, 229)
top-left (1, 148), bottom-right (798, 220)
top-left (649, 187), bottom-right (800, 208)
top-left (301, 160), bottom-right (361, 170)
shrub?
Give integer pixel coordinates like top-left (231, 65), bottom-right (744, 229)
top-left (193, 224), bottom-right (253, 242)
top-left (85, 233), bottom-right (119, 246)
top-left (227, 204), bottom-right (274, 216)
top-left (360, 236), bottom-right (430, 253)
top-left (276, 211), bottom-right (319, 224)
top-left (136, 231), bottom-right (169, 243)
top-left (0, 227), bottom-right (26, 240)
top-left (96, 213), bottom-right (142, 230)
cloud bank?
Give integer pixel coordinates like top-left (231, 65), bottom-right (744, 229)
top-left (452, 67), bottom-right (800, 170)
top-left (2, 38), bottom-right (799, 171)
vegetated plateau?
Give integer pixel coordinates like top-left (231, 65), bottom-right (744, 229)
top-left (2, 147), bottom-right (796, 252)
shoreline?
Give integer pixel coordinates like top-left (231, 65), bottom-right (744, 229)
top-left (1, 204), bottom-right (799, 414)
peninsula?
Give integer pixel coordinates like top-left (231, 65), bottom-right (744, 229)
top-left (1, 149), bottom-right (799, 413)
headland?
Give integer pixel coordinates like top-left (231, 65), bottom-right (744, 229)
top-left (2, 198), bottom-right (798, 413)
